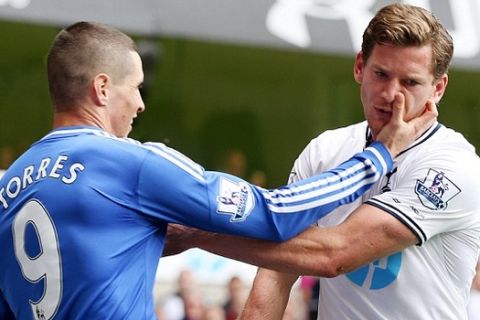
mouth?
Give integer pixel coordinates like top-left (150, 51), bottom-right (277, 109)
top-left (130, 116), bottom-right (137, 126)
top-left (373, 107), bottom-right (392, 118)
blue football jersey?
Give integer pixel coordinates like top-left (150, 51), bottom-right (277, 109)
top-left (0, 126), bottom-right (392, 319)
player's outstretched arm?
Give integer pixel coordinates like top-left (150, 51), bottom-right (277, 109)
top-left (158, 94), bottom-right (437, 244)
top-left (201, 94), bottom-right (437, 241)
top-left (208, 141), bottom-right (394, 241)
top-left (166, 199), bottom-right (417, 275)
top-left (146, 140), bottom-right (394, 242)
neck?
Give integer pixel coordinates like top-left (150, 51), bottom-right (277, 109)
top-left (52, 107), bottom-right (107, 132)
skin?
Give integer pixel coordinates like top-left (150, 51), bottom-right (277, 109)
top-left (355, 44), bottom-right (447, 139)
top-left (240, 44), bottom-right (448, 318)
top-left (53, 51), bottom-right (145, 137)
top-left (164, 43), bottom-right (445, 319)
top-left (0, 25), bottom-right (441, 320)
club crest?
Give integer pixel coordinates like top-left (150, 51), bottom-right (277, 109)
top-left (216, 177), bottom-right (255, 222)
top-left (415, 169), bottom-right (460, 210)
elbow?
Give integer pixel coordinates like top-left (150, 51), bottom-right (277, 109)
top-left (322, 262), bottom-right (348, 278)
top-left (303, 251), bottom-right (350, 278)
top-left (297, 261), bottom-right (339, 278)
top-left (321, 251), bottom-right (360, 278)
top-left (322, 247), bottom-right (356, 277)
top-left (310, 260), bottom-right (343, 278)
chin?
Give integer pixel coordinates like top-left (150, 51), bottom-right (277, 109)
top-left (366, 121), bottom-right (380, 136)
top-left (115, 129), bottom-right (129, 138)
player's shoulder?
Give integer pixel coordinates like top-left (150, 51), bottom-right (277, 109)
top-left (34, 127), bottom-right (153, 166)
top-left (79, 136), bottom-right (149, 168)
top-left (292, 121), bottom-right (367, 177)
top-left (402, 124), bottom-right (480, 177)
top-left (312, 121), bottom-right (367, 143)
top-left (435, 125), bottom-right (476, 151)
top-left (418, 124), bottom-right (478, 160)
top-left (304, 121), bottom-right (367, 154)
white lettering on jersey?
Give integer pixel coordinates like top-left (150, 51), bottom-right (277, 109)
top-left (0, 155), bottom-right (85, 209)
top-left (62, 163), bottom-right (85, 184)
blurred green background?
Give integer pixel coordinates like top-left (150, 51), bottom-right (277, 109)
top-left (1, 20), bottom-right (480, 186)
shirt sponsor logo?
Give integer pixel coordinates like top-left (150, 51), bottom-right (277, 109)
top-left (216, 177), bottom-right (254, 222)
top-left (415, 169), bottom-right (460, 210)
top-left (347, 252), bottom-right (402, 290)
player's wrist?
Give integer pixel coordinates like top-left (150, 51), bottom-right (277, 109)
top-left (364, 141), bottom-right (394, 175)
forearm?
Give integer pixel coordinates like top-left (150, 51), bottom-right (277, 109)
top-left (193, 226), bottom-right (339, 276)
top-left (163, 224), bottom-right (195, 257)
top-left (248, 141), bottom-right (393, 241)
top-left (168, 204), bottom-right (417, 276)
top-left (240, 269), bottom-right (298, 320)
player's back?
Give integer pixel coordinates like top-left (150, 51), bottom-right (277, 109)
top-left (0, 127), bottom-right (163, 319)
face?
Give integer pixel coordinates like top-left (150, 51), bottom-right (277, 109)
top-left (107, 51), bottom-right (145, 137)
top-left (354, 44), bottom-right (447, 139)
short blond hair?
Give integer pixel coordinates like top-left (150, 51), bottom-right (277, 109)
top-left (361, 3), bottom-right (453, 80)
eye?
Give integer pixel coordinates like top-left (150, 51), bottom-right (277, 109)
top-left (403, 79), bottom-right (420, 86)
top-left (374, 70), bottom-right (387, 79)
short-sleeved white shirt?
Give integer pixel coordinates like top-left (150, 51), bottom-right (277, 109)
top-left (289, 121), bottom-right (480, 320)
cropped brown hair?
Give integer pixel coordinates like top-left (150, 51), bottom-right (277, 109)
top-left (361, 3), bottom-right (453, 79)
top-left (47, 22), bottom-right (137, 109)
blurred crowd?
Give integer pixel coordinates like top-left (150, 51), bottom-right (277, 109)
top-left (154, 270), bottom-right (312, 320)
top-left (156, 261), bottom-right (480, 320)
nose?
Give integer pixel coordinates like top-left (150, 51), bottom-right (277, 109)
top-left (138, 99), bottom-right (146, 114)
top-left (381, 79), bottom-right (401, 103)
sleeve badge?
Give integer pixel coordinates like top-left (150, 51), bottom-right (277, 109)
top-left (415, 169), bottom-right (460, 210)
top-left (216, 177), bottom-right (255, 222)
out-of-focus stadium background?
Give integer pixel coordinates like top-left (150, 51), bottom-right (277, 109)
top-left (2, 0), bottom-right (480, 188)
top-left (1, 1), bottom-right (480, 318)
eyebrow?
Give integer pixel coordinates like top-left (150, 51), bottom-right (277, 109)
top-left (372, 64), bottom-right (427, 82)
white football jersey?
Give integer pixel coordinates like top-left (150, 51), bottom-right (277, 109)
top-left (289, 121), bottom-right (480, 320)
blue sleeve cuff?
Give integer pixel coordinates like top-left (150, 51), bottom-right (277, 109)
top-left (363, 141), bottom-right (394, 174)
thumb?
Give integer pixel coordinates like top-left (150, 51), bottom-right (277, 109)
top-left (408, 99), bottom-right (438, 133)
top-left (391, 93), bottom-right (406, 125)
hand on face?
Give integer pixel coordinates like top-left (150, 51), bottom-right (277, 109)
top-left (375, 92), bottom-right (438, 157)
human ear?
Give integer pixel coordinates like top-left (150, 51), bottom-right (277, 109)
top-left (92, 73), bottom-right (110, 106)
top-left (432, 74), bottom-right (448, 104)
top-left (353, 52), bottom-right (364, 84)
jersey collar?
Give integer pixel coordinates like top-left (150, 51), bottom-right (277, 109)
top-left (365, 121), bottom-right (441, 157)
top-left (39, 126), bottom-right (113, 141)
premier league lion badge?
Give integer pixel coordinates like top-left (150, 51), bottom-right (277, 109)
top-left (216, 177), bottom-right (255, 222)
top-left (415, 169), bottom-right (460, 210)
